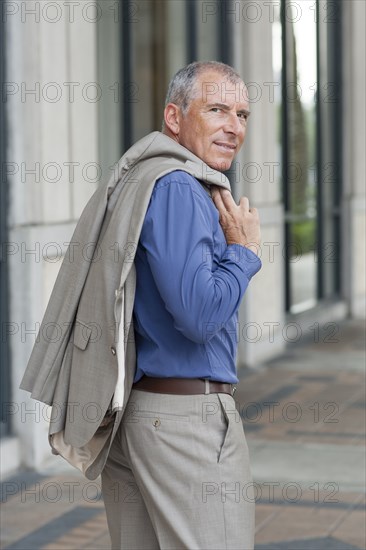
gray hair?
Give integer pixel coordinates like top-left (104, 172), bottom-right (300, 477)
top-left (164, 61), bottom-right (244, 116)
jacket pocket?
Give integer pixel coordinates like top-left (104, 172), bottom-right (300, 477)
top-left (73, 320), bottom-right (92, 350)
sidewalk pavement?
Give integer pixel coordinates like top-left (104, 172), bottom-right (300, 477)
top-left (1, 318), bottom-right (365, 550)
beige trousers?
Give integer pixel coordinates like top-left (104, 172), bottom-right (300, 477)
top-left (101, 389), bottom-right (255, 550)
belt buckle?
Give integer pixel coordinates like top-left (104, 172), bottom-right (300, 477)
top-left (231, 385), bottom-right (237, 396)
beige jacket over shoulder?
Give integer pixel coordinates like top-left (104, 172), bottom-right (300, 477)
top-left (19, 131), bottom-right (231, 479)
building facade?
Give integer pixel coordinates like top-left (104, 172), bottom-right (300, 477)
top-left (1, 0), bottom-right (365, 475)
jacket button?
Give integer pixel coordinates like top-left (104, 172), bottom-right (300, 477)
top-left (111, 346), bottom-right (116, 355)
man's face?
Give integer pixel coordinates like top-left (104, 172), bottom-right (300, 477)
top-left (173, 70), bottom-right (250, 171)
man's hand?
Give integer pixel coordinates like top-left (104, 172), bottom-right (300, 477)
top-left (211, 186), bottom-right (261, 256)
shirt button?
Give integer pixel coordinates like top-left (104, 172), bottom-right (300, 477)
top-left (110, 346), bottom-right (116, 356)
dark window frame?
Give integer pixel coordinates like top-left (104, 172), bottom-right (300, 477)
top-left (0, 11), bottom-right (11, 438)
top-left (121, 0), bottom-right (133, 150)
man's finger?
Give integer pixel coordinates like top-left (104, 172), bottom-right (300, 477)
top-left (218, 188), bottom-right (237, 210)
top-left (239, 196), bottom-right (250, 211)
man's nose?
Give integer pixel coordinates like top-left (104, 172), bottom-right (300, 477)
top-left (223, 112), bottom-right (244, 136)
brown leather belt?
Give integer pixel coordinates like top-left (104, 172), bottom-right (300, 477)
top-left (132, 376), bottom-right (237, 397)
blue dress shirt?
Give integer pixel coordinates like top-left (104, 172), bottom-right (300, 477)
top-left (132, 170), bottom-right (262, 384)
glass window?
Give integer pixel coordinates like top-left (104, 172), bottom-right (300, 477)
top-left (97, 0), bottom-right (235, 171)
top-left (275, 0), bottom-right (341, 313)
top-left (129, 0), bottom-right (169, 141)
top-left (286, 1), bottom-right (318, 312)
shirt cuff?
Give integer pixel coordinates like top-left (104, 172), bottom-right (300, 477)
top-left (223, 243), bottom-right (262, 279)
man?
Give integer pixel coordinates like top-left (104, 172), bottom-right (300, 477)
top-left (100, 61), bottom-right (262, 549)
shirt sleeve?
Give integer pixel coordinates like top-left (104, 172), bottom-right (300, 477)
top-left (139, 172), bottom-right (262, 344)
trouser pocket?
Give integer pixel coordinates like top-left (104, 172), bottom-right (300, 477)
top-left (216, 393), bottom-right (242, 464)
top-left (203, 393), bottom-right (234, 464)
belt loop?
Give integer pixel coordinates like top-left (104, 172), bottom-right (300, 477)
top-left (204, 379), bottom-right (210, 395)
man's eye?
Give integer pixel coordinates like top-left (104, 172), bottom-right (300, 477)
top-left (210, 107), bottom-right (221, 113)
top-left (238, 113), bottom-right (248, 120)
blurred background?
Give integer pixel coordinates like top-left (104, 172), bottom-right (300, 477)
top-left (0, 1), bottom-right (365, 548)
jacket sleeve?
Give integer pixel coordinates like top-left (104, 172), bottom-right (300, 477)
top-left (139, 172), bottom-right (262, 344)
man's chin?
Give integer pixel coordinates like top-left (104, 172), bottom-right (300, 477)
top-left (206, 159), bottom-right (233, 173)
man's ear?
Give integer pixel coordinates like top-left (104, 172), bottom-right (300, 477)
top-left (163, 103), bottom-right (181, 137)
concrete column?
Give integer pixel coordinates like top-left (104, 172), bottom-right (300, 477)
top-left (342, 0), bottom-right (366, 319)
top-left (232, 4), bottom-right (286, 367)
top-left (5, 2), bottom-right (99, 474)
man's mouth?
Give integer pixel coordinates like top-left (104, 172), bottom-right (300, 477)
top-left (214, 142), bottom-right (237, 152)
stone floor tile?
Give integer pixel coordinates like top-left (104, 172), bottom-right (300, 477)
top-left (254, 504), bottom-right (349, 544)
top-left (331, 509), bottom-right (366, 549)
top-left (255, 504), bottom-right (282, 532)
